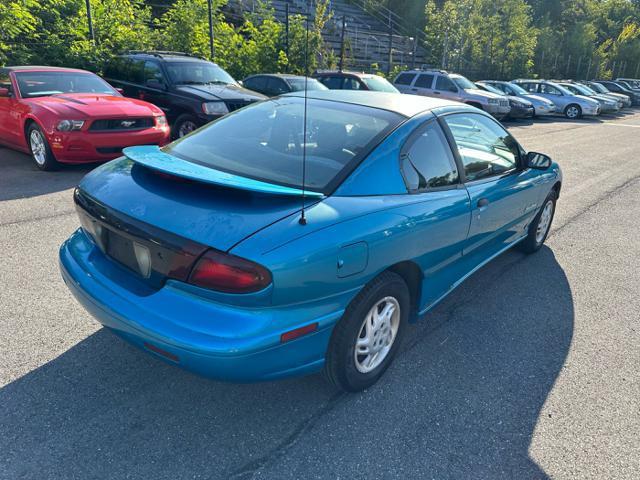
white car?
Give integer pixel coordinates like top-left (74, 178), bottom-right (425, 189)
top-left (394, 69), bottom-right (511, 120)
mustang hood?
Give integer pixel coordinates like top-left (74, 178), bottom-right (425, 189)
top-left (29, 93), bottom-right (161, 118)
top-left (78, 151), bottom-right (318, 251)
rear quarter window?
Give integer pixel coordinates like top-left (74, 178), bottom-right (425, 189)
top-left (395, 73), bottom-right (417, 85)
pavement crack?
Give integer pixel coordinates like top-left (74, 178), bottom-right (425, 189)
top-left (227, 391), bottom-right (346, 479)
top-left (0, 210), bottom-right (76, 229)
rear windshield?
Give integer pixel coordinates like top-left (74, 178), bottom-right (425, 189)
top-left (286, 78), bottom-right (328, 92)
top-left (164, 97), bottom-right (403, 193)
top-left (15, 72), bottom-right (115, 98)
top-left (361, 75), bottom-right (399, 93)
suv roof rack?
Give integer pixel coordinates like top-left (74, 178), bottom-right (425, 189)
top-left (124, 50), bottom-right (205, 59)
top-left (418, 65), bottom-right (447, 73)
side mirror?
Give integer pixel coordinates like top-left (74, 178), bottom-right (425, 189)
top-left (0, 87), bottom-right (10, 97)
top-left (237, 80), bottom-right (244, 87)
top-left (526, 151), bottom-right (552, 170)
top-left (115, 87), bottom-right (124, 95)
top-left (146, 79), bottom-right (165, 90)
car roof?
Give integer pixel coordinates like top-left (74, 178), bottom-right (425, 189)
top-left (247, 73), bottom-right (314, 80)
top-left (122, 53), bottom-right (211, 63)
top-left (4, 66), bottom-right (90, 74)
top-left (314, 71), bottom-right (374, 78)
top-left (285, 90), bottom-right (460, 117)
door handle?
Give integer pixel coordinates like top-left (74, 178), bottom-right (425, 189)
top-left (477, 198), bottom-right (490, 208)
top-left (411, 88), bottom-right (418, 92)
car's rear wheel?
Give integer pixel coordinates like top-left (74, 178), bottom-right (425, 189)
top-left (324, 271), bottom-right (410, 392)
top-left (564, 104), bottom-right (582, 119)
top-left (517, 190), bottom-right (557, 254)
top-left (27, 123), bottom-right (59, 171)
top-left (172, 114), bottom-right (199, 139)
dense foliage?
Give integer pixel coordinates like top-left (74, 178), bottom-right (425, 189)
top-left (0, 0), bottom-right (639, 79)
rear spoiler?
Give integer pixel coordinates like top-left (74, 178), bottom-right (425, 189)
top-left (123, 146), bottom-right (324, 198)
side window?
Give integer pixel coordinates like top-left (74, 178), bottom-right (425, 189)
top-left (103, 57), bottom-right (125, 80)
top-left (435, 75), bottom-right (457, 92)
top-left (343, 77), bottom-right (362, 90)
top-left (143, 61), bottom-right (165, 86)
top-left (540, 84), bottom-right (560, 95)
top-left (243, 76), bottom-right (265, 93)
top-left (128, 59), bottom-right (145, 84)
top-left (266, 77), bottom-right (288, 95)
top-left (400, 121), bottom-right (459, 191)
top-left (320, 76), bottom-right (344, 89)
top-left (395, 73), bottom-right (416, 85)
top-left (494, 83), bottom-right (509, 94)
top-left (443, 113), bottom-right (520, 182)
top-left (519, 83), bottom-right (536, 93)
top-left (415, 74), bottom-right (434, 88)
top-left (0, 71), bottom-right (12, 92)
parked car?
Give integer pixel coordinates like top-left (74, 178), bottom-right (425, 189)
top-left (242, 74), bottom-right (327, 97)
top-left (393, 69), bottom-right (511, 120)
top-left (591, 80), bottom-right (640, 105)
top-left (0, 66), bottom-right (169, 171)
top-left (584, 81), bottom-right (632, 107)
top-left (475, 81), bottom-right (534, 119)
top-left (615, 78), bottom-right (640, 90)
top-left (479, 80), bottom-right (556, 116)
top-left (313, 70), bottom-right (399, 92)
top-left (512, 79), bottom-right (600, 119)
top-left (103, 51), bottom-right (266, 139)
top-left (557, 81), bottom-right (621, 113)
top-left (60, 90), bottom-right (561, 392)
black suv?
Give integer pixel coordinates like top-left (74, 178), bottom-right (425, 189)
top-left (103, 51), bottom-right (266, 138)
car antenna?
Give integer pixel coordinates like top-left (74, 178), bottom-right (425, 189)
top-left (299, 4), bottom-right (310, 226)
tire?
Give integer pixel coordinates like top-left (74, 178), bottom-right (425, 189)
top-left (323, 271), bottom-right (410, 392)
top-left (564, 104), bottom-right (582, 119)
top-left (27, 123), bottom-right (59, 171)
top-left (517, 190), bottom-right (557, 254)
top-left (172, 114), bottom-right (200, 139)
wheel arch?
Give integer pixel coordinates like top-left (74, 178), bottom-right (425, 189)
top-left (386, 260), bottom-right (423, 322)
top-left (552, 181), bottom-right (562, 198)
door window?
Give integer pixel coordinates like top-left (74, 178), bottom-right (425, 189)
top-left (518, 82), bottom-right (537, 93)
top-left (395, 73), bottom-right (416, 85)
top-left (443, 113), bottom-right (520, 182)
top-left (435, 75), bottom-right (457, 92)
top-left (144, 61), bottom-right (165, 86)
top-left (244, 76), bottom-right (267, 93)
top-left (266, 77), bottom-right (289, 95)
top-left (414, 74), bottom-right (434, 88)
top-left (128, 59), bottom-right (145, 84)
top-left (343, 77), bottom-right (362, 90)
top-left (400, 121), bottom-right (459, 191)
top-left (0, 71), bottom-right (12, 92)
top-left (320, 76), bottom-right (344, 89)
top-left (539, 83), bottom-right (562, 95)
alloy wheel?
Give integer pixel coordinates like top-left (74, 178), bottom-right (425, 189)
top-left (566, 106), bottom-right (580, 119)
top-left (177, 121), bottom-right (197, 138)
top-left (30, 130), bottom-right (47, 166)
top-left (536, 200), bottom-right (554, 243)
top-left (354, 296), bottom-right (401, 373)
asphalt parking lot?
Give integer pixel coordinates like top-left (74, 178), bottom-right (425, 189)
top-left (1, 111), bottom-right (639, 479)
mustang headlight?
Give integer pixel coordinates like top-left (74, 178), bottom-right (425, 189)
top-left (202, 102), bottom-right (229, 116)
top-left (56, 120), bottom-right (85, 131)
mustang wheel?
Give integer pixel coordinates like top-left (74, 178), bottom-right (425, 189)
top-left (172, 114), bottom-right (199, 139)
top-left (517, 190), bottom-right (557, 254)
top-left (27, 123), bottom-right (59, 171)
top-left (324, 271), bottom-right (409, 392)
top-left (564, 104), bottom-right (582, 119)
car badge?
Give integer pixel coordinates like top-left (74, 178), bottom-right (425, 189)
top-left (120, 120), bottom-right (136, 128)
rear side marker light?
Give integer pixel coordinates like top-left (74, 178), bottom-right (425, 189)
top-left (144, 342), bottom-right (180, 363)
top-left (281, 323), bottom-right (319, 343)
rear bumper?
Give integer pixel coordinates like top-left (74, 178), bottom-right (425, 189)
top-left (49, 127), bottom-right (170, 164)
top-left (59, 229), bottom-right (344, 382)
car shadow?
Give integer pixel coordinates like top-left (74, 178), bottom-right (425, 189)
top-left (0, 148), bottom-right (97, 201)
top-left (0, 247), bottom-right (572, 479)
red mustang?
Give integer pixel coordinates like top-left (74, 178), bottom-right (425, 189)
top-left (0, 66), bottom-right (170, 170)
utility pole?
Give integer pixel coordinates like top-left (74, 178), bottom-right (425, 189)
top-left (339, 15), bottom-right (346, 71)
top-left (387, 11), bottom-right (393, 75)
top-left (207, 0), bottom-right (215, 60)
top-left (85, 0), bottom-right (95, 45)
top-left (441, 30), bottom-right (449, 69)
top-left (285, 3), bottom-right (290, 72)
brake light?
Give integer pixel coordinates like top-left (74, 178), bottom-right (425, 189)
top-left (188, 250), bottom-right (272, 293)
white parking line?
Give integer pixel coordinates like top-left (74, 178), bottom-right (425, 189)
top-left (603, 122), bottom-right (640, 128)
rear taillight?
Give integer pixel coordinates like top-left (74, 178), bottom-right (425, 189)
top-left (188, 250), bottom-right (272, 294)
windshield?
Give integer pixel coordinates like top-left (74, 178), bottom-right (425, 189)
top-left (506, 83), bottom-right (528, 95)
top-left (565, 84), bottom-right (593, 95)
top-left (361, 75), bottom-right (399, 93)
top-left (15, 72), bottom-right (115, 98)
top-left (589, 83), bottom-right (608, 94)
top-left (287, 78), bottom-right (328, 92)
top-left (165, 62), bottom-right (236, 85)
top-left (479, 83), bottom-right (505, 96)
top-left (451, 75), bottom-right (477, 90)
top-left (164, 97), bottom-right (402, 193)
top-left (554, 83), bottom-right (575, 96)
